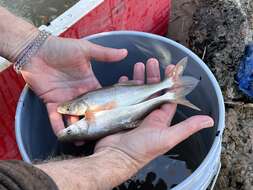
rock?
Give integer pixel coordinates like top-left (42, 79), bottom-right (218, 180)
top-left (215, 107), bottom-right (253, 190)
top-left (167, 0), bottom-right (199, 47)
top-left (188, 0), bottom-right (252, 100)
top-left (0, 0), bottom-right (78, 26)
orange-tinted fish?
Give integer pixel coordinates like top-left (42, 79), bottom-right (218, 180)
top-left (57, 57), bottom-right (189, 116)
top-left (57, 78), bottom-right (200, 142)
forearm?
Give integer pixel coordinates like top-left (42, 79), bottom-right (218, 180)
top-left (0, 6), bottom-right (38, 62)
top-left (36, 148), bottom-right (140, 190)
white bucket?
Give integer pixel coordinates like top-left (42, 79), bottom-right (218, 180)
top-left (15, 31), bottom-right (225, 190)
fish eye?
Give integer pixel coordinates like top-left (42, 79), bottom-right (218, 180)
top-left (67, 129), bottom-right (71, 135)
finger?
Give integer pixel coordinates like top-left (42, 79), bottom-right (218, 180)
top-left (141, 109), bottom-right (171, 128)
top-left (162, 116), bottom-right (214, 151)
top-left (162, 64), bottom-right (177, 125)
top-left (47, 103), bottom-right (65, 135)
top-left (145, 65), bottom-right (177, 126)
top-left (160, 103), bottom-right (177, 126)
top-left (146, 58), bottom-right (161, 84)
top-left (133, 62), bottom-right (145, 84)
top-left (84, 41), bottom-right (128, 62)
top-left (119, 76), bottom-right (129, 83)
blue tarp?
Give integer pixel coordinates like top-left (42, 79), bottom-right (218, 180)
top-left (236, 44), bottom-right (253, 97)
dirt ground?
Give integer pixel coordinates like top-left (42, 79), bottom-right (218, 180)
top-left (0, 0), bottom-right (78, 26)
top-left (168, 0), bottom-right (253, 189)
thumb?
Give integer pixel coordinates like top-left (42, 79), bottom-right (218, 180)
top-left (83, 40), bottom-right (128, 62)
top-left (161, 115), bottom-right (214, 152)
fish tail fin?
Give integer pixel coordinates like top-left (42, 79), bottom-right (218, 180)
top-left (160, 57), bottom-right (188, 89)
top-left (169, 76), bottom-right (201, 111)
top-left (169, 57), bottom-right (188, 79)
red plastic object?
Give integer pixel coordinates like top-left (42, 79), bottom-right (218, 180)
top-left (61, 0), bottom-right (170, 38)
top-left (0, 0), bottom-right (171, 160)
top-left (0, 67), bottom-right (23, 160)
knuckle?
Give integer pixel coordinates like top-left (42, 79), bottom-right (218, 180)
top-left (189, 124), bottom-right (199, 133)
top-left (187, 117), bottom-right (201, 133)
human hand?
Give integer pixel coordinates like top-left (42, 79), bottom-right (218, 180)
top-left (95, 58), bottom-right (214, 168)
top-left (20, 35), bottom-right (127, 134)
top-left (36, 59), bottom-right (213, 190)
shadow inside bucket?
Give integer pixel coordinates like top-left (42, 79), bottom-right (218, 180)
top-left (21, 89), bottom-right (213, 190)
top-left (17, 33), bottom-right (219, 190)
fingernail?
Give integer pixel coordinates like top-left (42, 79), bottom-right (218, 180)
top-left (201, 119), bottom-right (214, 128)
top-left (150, 58), bottom-right (159, 65)
top-left (148, 59), bottom-right (159, 73)
top-left (120, 49), bottom-right (128, 55)
top-left (135, 62), bottom-right (145, 68)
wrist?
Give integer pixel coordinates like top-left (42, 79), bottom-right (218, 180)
top-left (85, 147), bottom-right (140, 190)
top-left (36, 147), bottom-right (141, 190)
top-left (7, 24), bottom-right (39, 63)
top-left (0, 7), bottom-right (39, 62)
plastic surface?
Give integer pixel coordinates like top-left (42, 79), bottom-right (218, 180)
top-left (16, 31), bottom-right (225, 189)
top-left (0, 0), bottom-right (171, 160)
top-left (0, 67), bottom-right (23, 160)
top-left (60, 0), bottom-right (171, 38)
top-left (236, 44), bottom-right (253, 97)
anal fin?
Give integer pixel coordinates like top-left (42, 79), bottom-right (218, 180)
top-left (171, 98), bottom-right (201, 111)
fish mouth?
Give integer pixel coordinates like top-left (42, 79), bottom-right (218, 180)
top-left (56, 130), bottom-right (64, 139)
top-left (56, 129), bottom-right (70, 141)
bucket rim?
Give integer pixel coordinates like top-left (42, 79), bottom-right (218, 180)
top-left (15, 84), bottom-right (32, 163)
top-left (15, 30), bottom-right (225, 188)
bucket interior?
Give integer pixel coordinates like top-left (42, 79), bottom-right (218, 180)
top-left (17, 33), bottom-right (220, 189)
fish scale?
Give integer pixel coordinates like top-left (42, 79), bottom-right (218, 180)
top-left (57, 57), bottom-right (188, 116)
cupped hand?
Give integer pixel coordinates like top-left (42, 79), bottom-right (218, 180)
top-left (95, 58), bottom-right (214, 168)
top-left (20, 36), bottom-right (127, 134)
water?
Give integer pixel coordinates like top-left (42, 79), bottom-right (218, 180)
top-left (114, 155), bottom-right (192, 190)
top-left (0, 0), bottom-right (78, 26)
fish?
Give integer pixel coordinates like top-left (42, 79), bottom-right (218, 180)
top-left (57, 76), bottom-right (200, 142)
top-left (57, 57), bottom-right (188, 116)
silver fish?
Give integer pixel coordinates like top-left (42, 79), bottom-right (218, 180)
top-left (57, 76), bottom-right (200, 142)
top-left (57, 57), bottom-right (188, 116)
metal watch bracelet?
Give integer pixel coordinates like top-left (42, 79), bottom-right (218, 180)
top-left (13, 30), bottom-right (51, 73)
